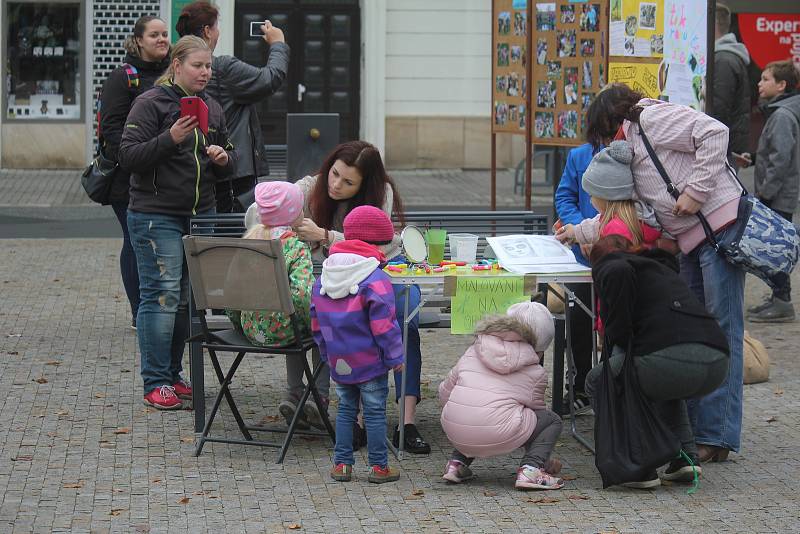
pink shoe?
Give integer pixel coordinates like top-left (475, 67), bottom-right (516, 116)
top-left (172, 379), bottom-right (192, 400)
top-left (143, 385), bottom-right (182, 410)
top-left (514, 465), bottom-right (564, 490)
top-left (442, 460), bottom-right (475, 484)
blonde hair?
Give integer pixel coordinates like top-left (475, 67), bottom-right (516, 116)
top-left (242, 224), bottom-right (270, 240)
top-left (600, 199), bottom-right (643, 246)
top-left (155, 35), bottom-right (210, 86)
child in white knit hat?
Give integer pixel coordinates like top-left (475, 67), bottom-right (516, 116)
top-left (439, 301), bottom-right (565, 490)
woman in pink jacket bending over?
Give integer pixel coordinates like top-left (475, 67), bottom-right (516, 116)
top-left (439, 302), bottom-right (565, 490)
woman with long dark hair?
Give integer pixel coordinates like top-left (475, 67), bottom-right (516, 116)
top-left (99, 15), bottom-right (170, 329)
top-left (293, 140), bottom-right (430, 454)
top-left (584, 83), bottom-right (745, 463)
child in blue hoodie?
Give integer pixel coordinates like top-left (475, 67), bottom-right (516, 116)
top-left (310, 205), bottom-right (404, 484)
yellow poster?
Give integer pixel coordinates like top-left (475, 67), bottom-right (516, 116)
top-left (450, 276), bottom-right (529, 334)
top-left (609, 0), bottom-right (664, 58)
top-left (608, 61), bottom-right (662, 98)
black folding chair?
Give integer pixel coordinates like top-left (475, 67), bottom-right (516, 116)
top-left (182, 235), bottom-right (335, 462)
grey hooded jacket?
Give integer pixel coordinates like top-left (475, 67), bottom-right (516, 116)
top-left (207, 42), bottom-right (290, 180)
top-left (755, 92), bottom-right (800, 214)
top-left (712, 34), bottom-right (751, 154)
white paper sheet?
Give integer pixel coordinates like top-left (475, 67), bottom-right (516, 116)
top-left (487, 235), bottom-right (587, 274)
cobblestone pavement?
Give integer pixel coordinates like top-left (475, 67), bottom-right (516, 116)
top-left (1, 238), bottom-right (798, 533)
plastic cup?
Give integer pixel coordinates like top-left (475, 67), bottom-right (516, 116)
top-left (449, 233), bottom-right (479, 263)
top-left (425, 228), bottom-right (447, 265)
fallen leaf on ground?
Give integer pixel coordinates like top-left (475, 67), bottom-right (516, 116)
top-left (260, 415), bottom-right (281, 424)
top-left (568, 494), bottom-right (589, 500)
top-left (113, 428), bottom-right (131, 434)
top-left (766, 416), bottom-right (777, 423)
top-left (192, 491), bottom-right (205, 496)
top-left (483, 490), bottom-right (497, 497)
top-left (11, 455), bottom-right (33, 461)
top-left (109, 508), bottom-right (125, 516)
top-left (151, 478), bottom-right (161, 483)
top-left (774, 388), bottom-right (784, 396)
top-left (33, 377), bottom-right (48, 384)
top-left (561, 474), bottom-right (577, 480)
top-left (177, 497), bottom-right (190, 504)
top-left (53, 279), bottom-right (61, 282)
top-left (94, 393), bottom-right (106, 399)
top-left (411, 489), bottom-right (424, 496)
top-left (63, 482), bottom-right (84, 489)
top-left (287, 524), bottom-right (301, 530)
top-left (527, 497), bottom-right (559, 504)
top-left (113, 489), bottom-right (125, 493)
top-left (45, 360), bottom-right (61, 366)
top-left (55, 411), bottom-right (69, 416)
top-left (405, 493), bottom-right (423, 500)
top-left (180, 436), bottom-right (194, 443)
top-left (46, 432), bottom-right (58, 438)
top-left (207, 495), bottom-right (218, 499)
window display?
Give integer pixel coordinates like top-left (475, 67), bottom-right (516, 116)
top-left (5, 2), bottom-right (81, 120)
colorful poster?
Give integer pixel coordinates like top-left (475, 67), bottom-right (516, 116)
top-left (493, 0), bottom-right (529, 134)
top-left (663, 0), bottom-right (707, 110)
top-left (608, 61), bottom-right (661, 98)
top-left (738, 14), bottom-right (800, 70)
top-left (609, 0), bottom-right (664, 58)
top-left (451, 277), bottom-right (529, 334)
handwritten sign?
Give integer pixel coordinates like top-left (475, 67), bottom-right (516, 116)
top-left (450, 276), bottom-right (529, 334)
top-left (608, 61), bottom-right (661, 98)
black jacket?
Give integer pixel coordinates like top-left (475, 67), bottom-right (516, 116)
top-left (711, 34), bottom-right (751, 155)
top-left (206, 43), bottom-right (290, 180)
top-left (592, 249), bottom-right (729, 358)
top-left (98, 53), bottom-right (171, 204)
top-left (119, 83), bottom-right (235, 217)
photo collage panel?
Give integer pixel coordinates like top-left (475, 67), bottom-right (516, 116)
top-left (494, 2), bottom-right (528, 132)
top-left (532, 0), bottom-right (606, 141)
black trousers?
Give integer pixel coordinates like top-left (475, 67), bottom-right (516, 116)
top-left (215, 176), bottom-right (256, 214)
top-left (566, 282), bottom-right (593, 392)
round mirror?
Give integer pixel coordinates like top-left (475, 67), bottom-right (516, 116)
top-left (244, 202), bottom-right (260, 230)
top-left (401, 225), bottom-right (427, 264)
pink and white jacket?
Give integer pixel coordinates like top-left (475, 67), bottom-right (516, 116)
top-left (439, 315), bottom-right (548, 458)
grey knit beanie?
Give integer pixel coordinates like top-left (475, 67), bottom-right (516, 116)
top-left (581, 140), bottom-right (634, 201)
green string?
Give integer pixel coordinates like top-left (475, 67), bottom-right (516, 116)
top-left (679, 449), bottom-right (700, 495)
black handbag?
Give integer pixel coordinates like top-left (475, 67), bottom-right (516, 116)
top-left (593, 338), bottom-right (680, 488)
top-left (81, 150), bottom-right (118, 205)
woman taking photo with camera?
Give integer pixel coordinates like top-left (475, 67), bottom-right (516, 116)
top-left (119, 35), bottom-right (236, 410)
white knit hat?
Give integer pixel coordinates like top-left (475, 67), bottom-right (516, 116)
top-left (506, 301), bottom-right (555, 352)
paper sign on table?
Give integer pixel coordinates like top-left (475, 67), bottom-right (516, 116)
top-left (450, 276), bottom-right (529, 334)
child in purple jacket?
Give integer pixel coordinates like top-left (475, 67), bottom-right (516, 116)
top-left (310, 206), bottom-right (404, 484)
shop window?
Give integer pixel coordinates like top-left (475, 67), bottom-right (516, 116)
top-left (4, 1), bottom-right (82, 120)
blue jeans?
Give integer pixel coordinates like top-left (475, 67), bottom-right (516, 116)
top-left (112, 202), bottom-right (140, 318)
top-left (128, 210), bottom-right (211, 393)
top-left (680, 226), bottom-right (745, 452)
top-left (392, 282), bottom-right (422, 402)
top-left (334, 374), bottom-right (389, 467)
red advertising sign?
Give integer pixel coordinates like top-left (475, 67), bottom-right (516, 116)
top-left (738, 13), bottom-right (800, 69)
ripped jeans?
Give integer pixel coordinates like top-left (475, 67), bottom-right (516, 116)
top-left (127, 209), bottom-right (213, 394)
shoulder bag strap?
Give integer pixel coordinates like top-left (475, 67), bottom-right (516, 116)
top-left (637, 124), bottom-right (722, 251)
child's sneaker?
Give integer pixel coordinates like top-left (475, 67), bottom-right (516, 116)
top-left (368, 465), bottom-right (400, 484)
top-left (442, 460), bottom-right (475, 484)
top-left (330, 463), bottom-right (353, 482)
top-left (143, 385), bottom-right (182, 410)
top-left (514, 465), bottom-right (564, 490)
top-left (303, 395), bottom-right (330, 430)
top-left (172, 378), bottom-right (192, 400)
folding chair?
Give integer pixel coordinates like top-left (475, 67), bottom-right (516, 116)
top-left (183, 235), bottom-right (335, 462)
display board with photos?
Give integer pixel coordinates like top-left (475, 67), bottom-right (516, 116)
top-left (531, 0), bottom-right (608, 145)
top-left (492, 0), bottom-right (530, 134)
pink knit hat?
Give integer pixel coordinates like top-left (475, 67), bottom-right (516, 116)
top-left (343, 205), bottom-right (395, 244)
top-left (506, 301), bottom-right (555, 352)
top-left (254, 181), bottom-right (304, 227)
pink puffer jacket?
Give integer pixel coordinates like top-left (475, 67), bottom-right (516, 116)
top-left (439, 315), bottom-right (548, 458)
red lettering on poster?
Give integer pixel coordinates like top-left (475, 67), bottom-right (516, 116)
top-left (738, 13), bottom-right (800, 69)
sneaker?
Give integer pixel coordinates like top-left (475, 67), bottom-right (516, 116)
top-left (172, 378), bottom-right (192, 400)
top-left (748, 297), bottom-right (795, 323)
top-left (621, 471), bottom-right (661, 489)
top-left (747, 296), bottom-right (773, 315)
top-left (392, 424), bottom-right (431, 454)
top-left (330, 463), bottom-right (353, 482)
top-left (368, 465), bottom-right (401, 484)
top-left (303, 395), bottom-right (330, 430)
top-left (442, 460), bottom-right (475, 484)
top-left (352, 423), bottom-right (367, 452)
top-left (278, 398), bottom-right (310, 430)
top-left (514, 465), bottom-right (564, 490)
top-left (662, 457), bottom-right (702, 483)
top-left (560, 391), bottom-right (593, 418)
top-left (143, 385), bottom-right (182, 410)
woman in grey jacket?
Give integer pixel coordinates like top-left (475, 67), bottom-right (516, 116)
top-left (176, 1), bottom-right (290, 212)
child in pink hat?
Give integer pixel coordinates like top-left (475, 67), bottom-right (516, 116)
top-left (229, 181), bottom-right (330, 431)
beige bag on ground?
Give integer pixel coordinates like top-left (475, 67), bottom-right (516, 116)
top-left (546, 283), bottom-right (565, 314)
top-left (743, 331), bottom-right (770, 384)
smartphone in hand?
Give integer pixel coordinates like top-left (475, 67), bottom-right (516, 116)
top-left (180, 96), bottom-right (209, 134)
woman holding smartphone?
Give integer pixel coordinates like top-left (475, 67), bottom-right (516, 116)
top-left (119, 36), bottom-right (236, 410)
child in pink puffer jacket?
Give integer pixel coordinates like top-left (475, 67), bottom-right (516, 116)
top-left (439, 301), bottom-right (564, 490)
